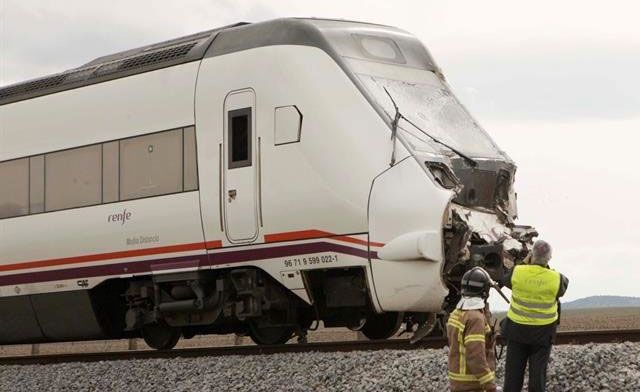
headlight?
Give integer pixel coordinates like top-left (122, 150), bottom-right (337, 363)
top-left (424, 161), bottom-right (460, 190)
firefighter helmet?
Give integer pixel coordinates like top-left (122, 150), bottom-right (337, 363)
top-left (461, 266), bottom-right (492, 299)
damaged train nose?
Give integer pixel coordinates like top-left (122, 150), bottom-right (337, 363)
top-left (441, 204), bottom-right (538, 312)
top-left (429, 157), bottom-right (538, 312)
top-left (368, 150), bottom-right (537, 317)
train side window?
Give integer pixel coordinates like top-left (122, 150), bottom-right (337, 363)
top-left (45, 145), bottom-right (102, 212)
top-left (274, 105), bottom-right (302, 145)
top-left (103, 141), bottom-right (120, 203)
top-left (120, 129), bottom-right (183, 200)
top-left (183, 126), bottom-right (198, 191)
top-left (0, 158), bottom-right (29, 219)
top-left (29, 155), bottom-right (45, 214)
top-left (228, 108), bottom-right (252, 169)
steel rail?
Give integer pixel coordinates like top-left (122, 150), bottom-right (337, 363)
top-left (1, 329), bottom-right (639, 366)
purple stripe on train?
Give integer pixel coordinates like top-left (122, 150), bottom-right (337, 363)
top-left (0, 242), bottom-right (377, 286)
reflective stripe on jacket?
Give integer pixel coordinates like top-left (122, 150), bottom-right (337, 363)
top-left (507, 264), bottom-right (561, 326)
top-left (447, 308), bottom-right (497, 391)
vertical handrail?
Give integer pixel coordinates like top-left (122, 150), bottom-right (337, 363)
top-left (257, 136), bottom-right (264, 227)
top-left (218, 143), bottom-right (224, 232)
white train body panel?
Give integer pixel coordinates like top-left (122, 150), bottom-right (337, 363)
top-left (1, 62), bottom-right (198, 160)
top-left (0, 63), bottom-right (206, 298)
top-left (0, 193), bottom-right (205, 296)
top-left (0, 18), bottom-right (528, 344)
top-left (369, 157), bottom-right (453, 312)
top-left (195, 44), bottom-right (406, 310)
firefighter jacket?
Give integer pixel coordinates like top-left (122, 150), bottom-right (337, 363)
top-left (506, 264), bottom-right (565, 326)
top-left (447, 305), bottom-right (497, 391)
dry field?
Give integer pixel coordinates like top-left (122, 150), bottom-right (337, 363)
top-left (1, 307), bottom-right (638, 357)
top-left (556, 307), bottom-right (640, 331)
top-left (492, 306), bottom-right (640, 331)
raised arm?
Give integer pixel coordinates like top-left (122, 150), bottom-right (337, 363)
top-left (557, 273), bottom-right (569, 299)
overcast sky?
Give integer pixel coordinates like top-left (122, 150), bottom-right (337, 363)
top-left (1, 1), bottom-right (639, 308)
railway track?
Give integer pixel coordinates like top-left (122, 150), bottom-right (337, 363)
top-left (1, 329), bottom-right (639, 366)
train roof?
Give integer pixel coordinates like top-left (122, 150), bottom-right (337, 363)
top-left (0, 22), bottom-right (244, 106)
top-left (0, 18), bottom-right (405, 106)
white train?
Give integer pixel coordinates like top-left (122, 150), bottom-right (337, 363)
top-left (0, 18), bottom-right (535, 349)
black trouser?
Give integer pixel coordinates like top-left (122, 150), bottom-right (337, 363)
top-left (503, 339), bottom-right (552, 392)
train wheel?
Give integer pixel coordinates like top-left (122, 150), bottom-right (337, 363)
top-left (142, 321), bottom-right (181, 350)
top-left (248, 323), bottom-right (294, 345)
top-left (361, 312), bottom-right (403, 340)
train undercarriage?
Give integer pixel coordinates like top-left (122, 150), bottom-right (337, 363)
top-left (113, 266), bottom-right (412, 350)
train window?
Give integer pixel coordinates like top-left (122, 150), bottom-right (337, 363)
top-left (228, 108), bottom-right (252, 169)
top-left (0, 158), bottom-right (29, 219)
top-left (274, 105), bottom-right (302, 145)
top-left (353, 34), bottom-right (406, 64)
top-left (29, 155), bottom-right (45, 214)
top-left (1, 125), bottom-right (198, 217)
top-left (120, 129), bottom-right (183, 200)
top-left (183, 126), bottom-right (198, 191)
top-left (45, 145), bottom-right (102, 212)
top-left (103, 141), bottom-right (119, 203)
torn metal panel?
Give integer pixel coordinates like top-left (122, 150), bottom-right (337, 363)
top-left (448, 158), bottom-right (518, 221)
top-left (441, 205), bottom-right (536, 312)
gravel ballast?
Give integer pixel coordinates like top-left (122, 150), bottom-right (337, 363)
top-left (1, 342), bottom-right (638, 391)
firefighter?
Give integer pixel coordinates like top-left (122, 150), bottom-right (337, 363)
top-left (447, 266), bottom-right (498, 392)
top-left (502, 240), bottom-right (569, 392)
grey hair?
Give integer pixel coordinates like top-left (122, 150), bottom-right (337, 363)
top-left (531, 240), bottom-right (552, 265)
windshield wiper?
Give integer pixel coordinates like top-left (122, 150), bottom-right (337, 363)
top-left (382, 88), bottom-right (478, 168)
top-left (384, 87), bottom-right (402, 166)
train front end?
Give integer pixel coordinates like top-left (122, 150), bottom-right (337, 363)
top-left (312, 20), bottom-right (536, 319)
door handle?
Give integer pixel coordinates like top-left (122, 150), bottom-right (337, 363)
top-left (228, 189), bottom-right (237, 202)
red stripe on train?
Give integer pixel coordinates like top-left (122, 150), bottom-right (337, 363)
top-left (0, 242), bottom-right (206, 273)
top-left (264, 230), bottom-right (384, 247)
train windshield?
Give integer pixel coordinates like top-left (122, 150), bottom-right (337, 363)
top-left (308, 20), bottom-right (505, 159)
top-left (355, 65), bottom-right (504, 159)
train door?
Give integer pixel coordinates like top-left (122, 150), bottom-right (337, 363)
top-left (222, 89), bottom-right (259, 243)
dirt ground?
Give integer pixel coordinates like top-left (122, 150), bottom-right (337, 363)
top-left (492, 307), bottom-right (640, 331)
top-left (556, 307), bottom-right (640, 331)
top-left (1, 307), bottom-right (638, 357)
top-left (0, 326), bottom-right (366, 357)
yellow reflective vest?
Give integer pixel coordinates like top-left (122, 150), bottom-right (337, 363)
top-left (507, 264), bottom-right (561, 326)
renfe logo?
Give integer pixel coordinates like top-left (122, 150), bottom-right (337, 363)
top-left (108, 209), bottom-right (132, 225)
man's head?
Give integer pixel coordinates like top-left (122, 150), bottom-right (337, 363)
top-left (531, 240), bottom-right (552, 265)
top-left (461, 266), bottom-right (492, 299)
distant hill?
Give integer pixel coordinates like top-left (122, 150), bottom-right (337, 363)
top-left (562, 296), bottom-right (640, 310)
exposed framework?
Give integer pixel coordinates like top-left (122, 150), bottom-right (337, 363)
top-left (0, 22), bottom-right (248, 105)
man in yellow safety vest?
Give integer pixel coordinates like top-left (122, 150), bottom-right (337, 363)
top-left (502, 240), bottom-right (569, 392)
top-left (447, 266), bottom-right (498, 392)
